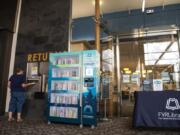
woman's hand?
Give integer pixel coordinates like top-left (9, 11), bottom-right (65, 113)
top-left (22, 83), bottom-right (35, 88)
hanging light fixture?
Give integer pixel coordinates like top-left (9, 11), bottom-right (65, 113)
top-left (142, 0), bottom-right (146, 12)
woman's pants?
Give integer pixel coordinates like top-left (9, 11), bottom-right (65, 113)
top-left (9, 92), bottom-right (26, 113)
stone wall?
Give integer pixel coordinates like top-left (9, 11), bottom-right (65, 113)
top-left (15, 0), bottom-right (71, 69)
top-left (0, 0), bottom-right (17, 31)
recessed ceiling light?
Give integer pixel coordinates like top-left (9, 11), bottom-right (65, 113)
top-left (147, 70), bottom-right (152, 73)
top-left (125, 70), bottom-right (132, 74)
top-left (123, 68), bottom-right (129, 71)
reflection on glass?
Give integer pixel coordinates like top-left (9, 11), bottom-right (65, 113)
top-left (157, 60), bottom-right (178, 65)
top-left (144, 41), bottom-right (170, 53)
top-left (144, 41), bottom-right (179, 66)
top-left (162, 52), bottom-right (179, 60)
top-left (119, 36), bottom-right (180, 117)
top-left (143, 41), bottom-right (179, 91)
top-left (145, 53), bottom-right (162, 61)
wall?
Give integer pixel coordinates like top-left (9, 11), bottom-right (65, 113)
top-left (3, 0), bottom-right (71, 114)
top-left (15, 0), bottom-right (71, 69)
top-left (0, 31), bottom-right (14, 115)
top-left (71, 41), bottom-right (91, 51)
top-left (0, 0), bottom-right (18, 115)
top-left (0, 0), bottom-right (17, 31)
top-left (72, 4), bottom-right (180, 41)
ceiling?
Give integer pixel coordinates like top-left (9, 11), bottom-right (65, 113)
top-left (72, 0), bottom-right (180, 19)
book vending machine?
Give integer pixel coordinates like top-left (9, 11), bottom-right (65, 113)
top-left (47, 50), bottom-right (100, 127)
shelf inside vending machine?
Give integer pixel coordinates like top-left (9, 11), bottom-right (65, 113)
top-left (48, 105), bottom-right (81, 124)
top-left (50, 67), bottom-right (81, 80)
top-left (50, 52), bottom-right (81, 67)
top-left (50, 80), bottom-right (81, 92)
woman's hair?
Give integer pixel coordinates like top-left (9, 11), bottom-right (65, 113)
top-left (15, 68), bottom-right (23, 74)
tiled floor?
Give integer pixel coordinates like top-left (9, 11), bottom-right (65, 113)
top-left (0, 117), bottom-right (180, 135)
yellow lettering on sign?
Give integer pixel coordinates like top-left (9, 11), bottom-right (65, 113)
top-left (28, 54), bottom-right (32, 62)
top-left (37, 53), bottom-right (41, 61)
top-left (28, 52), bottom-right (49, 62)
top-left (33, 53), bottom-right (38, 62)
top-left (42, 53), bottom-right (48, 61)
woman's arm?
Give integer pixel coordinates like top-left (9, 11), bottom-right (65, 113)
top-left (21, 83), bottom-right (35, 88)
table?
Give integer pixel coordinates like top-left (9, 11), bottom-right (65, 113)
top-left (133, 91), bottom-right (180, 128)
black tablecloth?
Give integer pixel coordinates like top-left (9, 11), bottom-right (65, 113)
top-left (133, 91), bottom-right (180, 128)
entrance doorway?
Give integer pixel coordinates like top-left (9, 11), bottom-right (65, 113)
top-left (117, 30), bottom-right (180, 117)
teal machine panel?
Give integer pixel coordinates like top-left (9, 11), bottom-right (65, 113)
top-left (81, 50), bottom-right (100, 126)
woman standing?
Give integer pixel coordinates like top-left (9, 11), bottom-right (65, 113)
top-left (8, 68), bottom-right (34, 122)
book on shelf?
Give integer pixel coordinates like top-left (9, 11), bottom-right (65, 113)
top-left (50, 106), bottom-right (78, 118)
top-left (56, 56), bottom-right (79, 65)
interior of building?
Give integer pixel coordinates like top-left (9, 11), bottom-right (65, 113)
top-left (0, 0), bottom-right (180, 124)
top-left (71, 0), bottom-right (180, 118)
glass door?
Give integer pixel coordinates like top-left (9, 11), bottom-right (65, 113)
top-left (119, 34), bottom-right (180, 117)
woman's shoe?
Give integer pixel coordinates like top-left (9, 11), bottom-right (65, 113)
top-left (8, 118), bottom-right (15, 122)
top-left (17, 118), bottom-right (23, 123)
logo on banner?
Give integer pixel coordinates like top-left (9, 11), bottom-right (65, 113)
top-left (158, 98), bottom-right (180, 120)
top-left (166, 98), bottom-right (180, 111)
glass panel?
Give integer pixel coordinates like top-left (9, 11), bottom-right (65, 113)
top-left (143, 40), bottom-right (180, 91)
top-left (119, 35), bottom-right (180, 117)
top-left (168, 42), bottom-right (179, 52)
top-left (145, 53), bottom-right (162, 61)
top-left (157, 59), bottom-right (178, 65)
top-left (162, 52), bottom-right (179, 60)
top-left (144, 41), bottom-right (170, 53)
